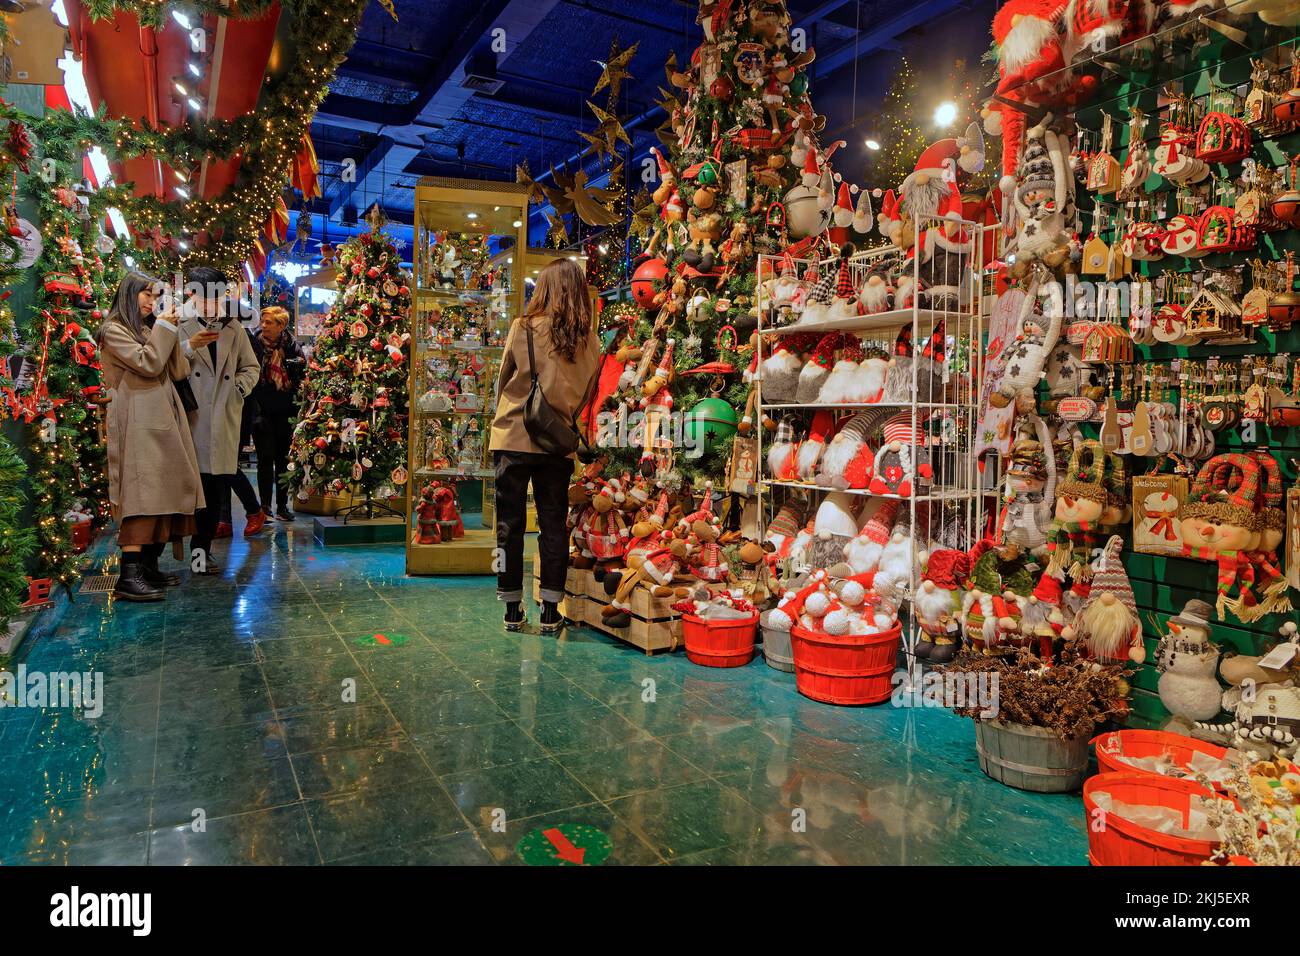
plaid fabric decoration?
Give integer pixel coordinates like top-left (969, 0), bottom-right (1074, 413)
top-left (807, 265), bottom-right (837, 305)
top-left (894, 325), bottom-right (914, 356)
top-left (834, 257), bottom-right (854, 299)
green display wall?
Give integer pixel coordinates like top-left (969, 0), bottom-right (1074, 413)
top-left (1069, 21), bottom-right (1300, 726)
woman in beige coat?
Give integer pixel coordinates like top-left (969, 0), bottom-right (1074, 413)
top-left (99, 272), bottom-right (215, 602)
top-left (490, 258), bottom-right (600, 634)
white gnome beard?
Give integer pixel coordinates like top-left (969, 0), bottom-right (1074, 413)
top-left (1079, 597), bottom-right (1137, 659)
top-left (767, 440), bottom-right (796, 480)
top-left (860, 278), bottom-right (890, 313)
top-left (819, 432), bottom-right (865, 480)
top-left (899, 175), bottom-right (951, 225)
top-left (761, 349), bottom-right (803, 403)
top-left (796, 361), bottom-right (831, 403)
top-left (915, 584), bottom-right (958, 630)
top-left (818, 360), bottom-right (862, 404)
top-left (1000, 12), bottom-right (1058, 74)
top-left (795, 436), bottom-right (826, 479)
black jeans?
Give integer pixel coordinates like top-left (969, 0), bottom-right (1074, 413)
top-left (220, 470), bottom-right (261, 524)
top-left (254, 413), bottom-right (294, 512)
top-left (192, 472), bottom-right (232, 559)
top-left (493, 450), bottom-right (572, 604)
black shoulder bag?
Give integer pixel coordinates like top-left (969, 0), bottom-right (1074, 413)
top-left (522, 320), bottom-right (597, 459)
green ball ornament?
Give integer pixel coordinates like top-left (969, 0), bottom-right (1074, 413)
top-left (698, 161), bottom-right (719, 186)
top-left (789, 73), bottom-right (808, 97)
top-left (684, 397), bottom-right (738, 455)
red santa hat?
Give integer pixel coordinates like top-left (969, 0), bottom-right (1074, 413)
top-left (801, 147), bottom-right (820, 188)
top-left (1032, 571), bottom-right (1063, 606)
top-left (834, 182), bottom-right (855, 227)
top-left (655, 338), bottom-right (676, 377)
top-left (651, 147), bottom-right (675, 183)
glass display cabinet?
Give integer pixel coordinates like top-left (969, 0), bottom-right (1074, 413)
top-left (406, 176), bottom-right (528, 575)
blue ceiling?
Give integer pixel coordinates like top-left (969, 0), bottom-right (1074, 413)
top-left (288, 0), bottom-right (997, 264)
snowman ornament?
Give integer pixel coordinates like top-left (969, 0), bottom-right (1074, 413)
top-left (1155, 599), bottom-right (1222, 726)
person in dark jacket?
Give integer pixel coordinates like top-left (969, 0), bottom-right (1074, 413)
top-left (247, 305), bottom-right (305, 520)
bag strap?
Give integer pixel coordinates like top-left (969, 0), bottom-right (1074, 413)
top-left (524, 319), bottom-right (540, 384)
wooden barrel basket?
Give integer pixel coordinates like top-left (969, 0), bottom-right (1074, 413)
top-left (974, 719), bottom-right (1091, 793)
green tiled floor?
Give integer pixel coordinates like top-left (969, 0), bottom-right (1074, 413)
top-left (0, 516), bottom-right (1088, 865)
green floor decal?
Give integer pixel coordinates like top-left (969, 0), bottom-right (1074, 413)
top-left (516, 824), bottom-right (611, 866)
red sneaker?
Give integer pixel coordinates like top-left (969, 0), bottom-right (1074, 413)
top-left (215, 521), bottom-right (233, 539)
top-left (244, 511), bottom-right (267, 536)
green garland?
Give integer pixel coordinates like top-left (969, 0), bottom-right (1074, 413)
top-left (0, 434), bottom-right (35, 629)
top-left (63, 0), bottom-right (371, 274)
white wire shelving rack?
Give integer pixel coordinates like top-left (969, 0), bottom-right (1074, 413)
top-left (754, 215), bottom-right (999, 667)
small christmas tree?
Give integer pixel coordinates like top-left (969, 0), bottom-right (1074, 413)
top-left (287, 223), bottom-right (411, 509)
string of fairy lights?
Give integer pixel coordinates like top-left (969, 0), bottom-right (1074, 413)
top-left (65, 0), bottom-right (373, 275)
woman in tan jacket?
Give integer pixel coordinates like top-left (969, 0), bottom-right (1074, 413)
top-left (99, 272), bottom-right (214, 601)
top-left (490, 259), bottom-right (600, 633)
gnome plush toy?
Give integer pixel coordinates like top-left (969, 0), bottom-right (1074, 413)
top-left (797, 259), bottom-right (838, 325)
top-left (1063, 534), bottom-right (1146, 665)
top-left (766, 416), bottom-right (801, 481)
top-left (842, 498), bottom-right (900, 574)
top-left (810, 491), bottom-right (860, 570)
top-left (826, 246), bottom-right (859, 322)
top-left (760, 333), bottom-right (813, 404)
top-left (913, 548), bottom-right (971, 663)
top-left (817, 335), bottom-right (867, 405)
top-left (796, 333), bottom-right (840, 402)
top-left (796, 410), bottom-right (836, 480)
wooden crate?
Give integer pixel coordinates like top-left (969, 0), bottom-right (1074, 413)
top-left (533, 560), bottom-right (683, 654)
top-left (295, 491), bottom-right (355, 516)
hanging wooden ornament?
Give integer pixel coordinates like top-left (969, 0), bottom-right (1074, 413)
top-left (1087, 111), bottom-right (1121, 195)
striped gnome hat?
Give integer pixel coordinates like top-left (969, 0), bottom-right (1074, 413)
top-left (1088, 535), bottom-right (1138, 619)
top-left (781, 252), bottom-right (797, 278)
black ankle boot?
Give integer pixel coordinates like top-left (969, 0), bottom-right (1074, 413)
top-left (114, 558), bottom-right (164, 602)
top-left (539, 601), bottom-right (563, 634)
top-left (504, 601), bottom-right (525, 632)
top-left (141, 553), bottom-right (181, 587)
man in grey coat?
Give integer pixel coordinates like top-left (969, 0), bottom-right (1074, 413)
top-left (179, 267), bottom-right (260, 573)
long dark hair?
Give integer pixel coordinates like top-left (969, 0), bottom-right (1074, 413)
top-left (103, 271), bottom-right (160, 345)
top-left (522, 258), bottom-right (592, 362)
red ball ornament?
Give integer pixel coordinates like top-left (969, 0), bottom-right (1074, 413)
top-left (631, 257), bottom-right (669, 309)
top-left (710, 75), bottom-right (735, 103)
top-left (313, 437), bottom-right (328, 450)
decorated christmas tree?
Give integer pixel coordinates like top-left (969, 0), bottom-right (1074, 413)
top-left (0, 433), bottom-right (34, 628)
top-left (287, 221), bottom-right (411, 507)
top-left (868, 57), bottom-right (929, 194)
top-left (8, 113), bottom-right (115, 587)
top-left (575, 0), bottom-right (863, 485)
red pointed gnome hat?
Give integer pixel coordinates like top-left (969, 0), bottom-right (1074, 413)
top-left (924, 548), bottom-right (971, 589)
top-left (834, 182), bottom-right (855, 227)
top-left (802, 147), bottom-right (820, 187)
top-left (780, 252), bottom-right (797, 277)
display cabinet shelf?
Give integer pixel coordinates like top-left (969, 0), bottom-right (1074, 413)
top-left (406, 176), bottom-right (528, 575)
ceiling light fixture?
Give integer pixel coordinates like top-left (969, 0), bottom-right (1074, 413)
top-left (934, 101), bottom-right (958, 128)
top-left (865, 138), bottom-right (880, 151)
